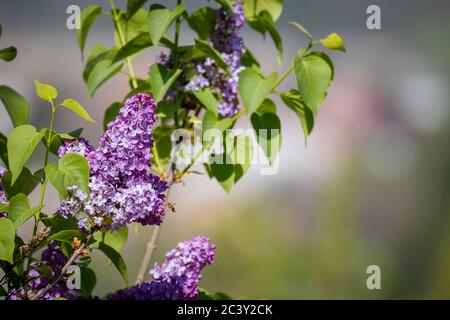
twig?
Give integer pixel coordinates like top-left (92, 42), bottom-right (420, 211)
top-left (29, 234), bottom-right (92, 300)
top-left (135, 182), bottom-right (173, 284)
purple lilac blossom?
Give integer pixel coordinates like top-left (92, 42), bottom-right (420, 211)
top-left (57, 137), bottom-right (95, 159)
top-left (0, 166), bottom-right (7, 218)
top-left (57, 94), bottom-right (167, 230)
top-left (7, 242), bottom-right (79, 300)
top-left (108, 236), bottom-right (215, 300)
top-left (184, 1), bottom-right (245, 118)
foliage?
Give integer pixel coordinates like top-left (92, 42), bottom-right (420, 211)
top-left (0, 0), bottom-right (345, 300)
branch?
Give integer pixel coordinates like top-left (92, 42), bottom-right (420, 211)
top-left (29, 234), bottom-right (92, 300)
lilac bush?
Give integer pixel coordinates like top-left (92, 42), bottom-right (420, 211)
top-left (0, 0), bottom-right (345, 300)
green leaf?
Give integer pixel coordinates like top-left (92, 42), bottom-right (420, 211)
top-left (83, 45), bottom-right (115, 82)
top-left (207, 132), bottom-right (254, 192)
top-left (126, 0), bottom-right (148, 19)
top-left (238, 68), bottom-right (277, 115)
top-left (103, 102), bottom-right (122, 131)
top-left (149, 64), bottom-right (182, 103)
top-left (0, 133), bottom-right (8, 167)
top-left (7, 125), bottom-right (45, 185)
top-left (112, 32), bottom-right (152, 64)
top-left (8, 194), bottom-right (43, 228)
top-left (280, 90), bottom-right (314, 139)
top-left (213, 291), bottom-right (233, 300)
top-left (0, 218), bottom-right (15, 263)
top-left (293, 53), bottom-right (333, 113)
top-left (251, 112), bottom-right (281, 165)
top-left (195, 39), bottom-right (229, 73)
top-left (188, 7), bottom-right (217, 39)
top-left (320, 32), bottom-right (346, 52)
top-left (0, 46), bottom-right (17, 61)
top-left (243, 0), bottom-right (283, 21)
top-left (97, 242), bottom-right (128, 285)
top-left (93, 227), bottom-right (128, 252)
top-left (49, 230), bottom-right (85, 243)
top-left (241, 48), bottom-right (260, 68)
top-left (45, 153), bottom-right (90, 198)
top-left (44, 215), bottom-right (79, 234)
top-left (34, 80), bottom-right (57, 102)
top-left (86, 60), bottom-right (123, 97)
top-left (0, 85), bottom-right (29, 127)
top-left (288, 21), bottom-right (313, 39)
top-left (147, 3), bottom-right (185, 45)
top-left (249, 11), bottom-right (283, 64)
top-left (214, 0), bottom-right (233, 10)
top-left (60, 99), bottom-right (96, 123)
top-left (257, 98), bottom-right (276, 114)
top-left (0, 284), bottom-right (7, 297)
top-left (80, 268), bottom-right (96, 298)
top-left (1, 167), bottom-right (40, 199)
top-left (198, 287), bottom-right (213, 300)
top-left (77, 5), bottom-right (103, 53)
top-left (155, 134), bottom-right (172, 160)
top-left (193, 89), bottom-right (218, 115)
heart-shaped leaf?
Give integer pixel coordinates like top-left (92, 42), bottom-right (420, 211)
top-left (238, 68), bottom-right (277, 115)
top-left (45, 153), bottom-right (90, 199)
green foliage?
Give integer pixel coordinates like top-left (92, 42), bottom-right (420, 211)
top-left (60, 99), bottom-right (96, 123)
top-left (320, 32), bottom-right (346, 52)
top-left (149, 64), bottom-right (182, 103)
top-left (0, 218), bottom-right (15, 263)
top-left (103, 102), bottom-right (122, 131)
top-left (193, 89), bottom-right (219, 115)
top-left (126, 0), bottom-right (148, 19)
top-left (80, 267), bottom-right (97, 298)
top-left (0, 85), bottom-right (29, 127)
top-left (293, 52), bottom-right (333, 113)
top-left (238, 69), bottom-right (277, 115)
top-left (45, 153), bottom-right (90, 199)
top-left (7, 125), bottom-right (45, 185)
top-left (243, 0), bottom-right (283, 22)
top-left (147, 3), bottom-right (185, 45)
top-left (280, 90), bottom-right (314, 139)
top-left (34, 80), bottom-right (58, 103)
top-left (8, 193), bottom-right (43, 228)
top-left (0, 46), bottom-right (17, 61)
top-left (1, 167), bottom-right (41, 199)
top-left (49, 230), bottom-right (86, 243)
top-left (247, 11), bottom-right (283, 64)
top-left (188, 7), bottom-right (217, 39)
top-left (87, 60), bottom-right (124, 97)
top-left (93, 227), bottom-right (128, 252)
top-left (195, 39), bottom-right (230, 73)
top-left (251, 110), bottom-right (281, 165)
top-left (77, 5), bottom-right (103, 53)
top-left (112, 32), bottom-right (152, 64)
top-left (96, 242), bottom-right (128, 285)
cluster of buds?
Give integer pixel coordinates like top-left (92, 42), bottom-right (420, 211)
top-left (20, 227), bottom-right (51, 257)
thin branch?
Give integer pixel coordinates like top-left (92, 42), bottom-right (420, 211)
top-left (29, 235), bottom-right (92, 300)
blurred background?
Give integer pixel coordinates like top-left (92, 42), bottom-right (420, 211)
top-left (1, 0), bottom-right (450, 299)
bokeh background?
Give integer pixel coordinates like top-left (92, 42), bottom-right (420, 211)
top-left (1, 0), bottom-right (450, 299)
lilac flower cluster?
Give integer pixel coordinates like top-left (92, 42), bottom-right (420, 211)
top-left (0, 166), bottom-right (8, 218)
top-left (57, 94), bottom-right (167, 230)
top-left (185, 1), bottom-right (245, 118)
top-left (108, 236), bottom-right (215, 300)
top-left (8, 242), bottom-right (79, 300)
